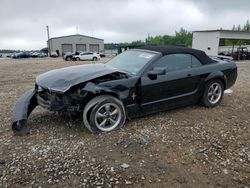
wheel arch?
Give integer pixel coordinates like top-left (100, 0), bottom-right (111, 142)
top-left (82, 91), bottom-right (126, 133)
top-left (204, 71), bottom-right (227, 90)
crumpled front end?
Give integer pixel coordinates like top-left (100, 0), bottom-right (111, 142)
top-left (12, 89), bottom-right (38, 135)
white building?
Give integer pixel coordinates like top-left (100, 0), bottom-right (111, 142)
top-left (192, 30), bottom-right (250, 56)
top-left (47, 34), bottom-right (104, 56)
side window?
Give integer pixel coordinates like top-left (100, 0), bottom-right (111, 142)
top-left (154, 53), bottom-right (191, 72)
top-left (191, 55), bottom-right (202, 68)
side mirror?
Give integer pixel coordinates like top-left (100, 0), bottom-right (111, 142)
top-left (147, 68), bottom-right (166, 80)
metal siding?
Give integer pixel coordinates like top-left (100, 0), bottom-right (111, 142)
top-left (49, 35), bottom-right (104, 56)
top-left (76, 44), bottom-right (86, 52)
top-left (192, 32), bottom-right (220, 56)
top-left (89, 44), bottom-right (99, 52)
top-left (61, 44), bottom-right (73, 54)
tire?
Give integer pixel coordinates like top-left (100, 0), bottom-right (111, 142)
top-left (83, 95), bottom-right (126, 133)
top-left (201, 79), bottom-right (224, 107)
top-left (76, 57), bottom-right (80, 61)
top-left (66, 57), bottom-right (71, 61)
top-left (92, 57), bottom-right (98, 61)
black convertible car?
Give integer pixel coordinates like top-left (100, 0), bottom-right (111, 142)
top-left (12, 46), bottom-right (237, 135)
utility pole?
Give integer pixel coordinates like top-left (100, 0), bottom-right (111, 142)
top-left (46, 25), bottom-right (51, 56)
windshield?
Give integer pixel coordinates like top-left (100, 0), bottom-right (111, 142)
top-left (106, 50), bottom-right (156, 75)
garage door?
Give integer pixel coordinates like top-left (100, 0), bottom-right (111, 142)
top-left (76, 44), bottom-right (86, 52)
top-left (61, 44), bottom-right (73, 54)
top-left (89, 44), bottom-right (99, 53)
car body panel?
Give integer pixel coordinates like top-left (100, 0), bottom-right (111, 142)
top-left (36, 64), bottom-right (123, 93)
top-left (12, 89), bottom-right (38, 135)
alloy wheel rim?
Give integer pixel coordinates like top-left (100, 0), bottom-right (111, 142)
top-left (207, 83), bottom-right (222, 104)
top-left (94, 103), bottom-right (121, 132)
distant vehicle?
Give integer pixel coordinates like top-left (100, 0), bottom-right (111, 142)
top-left (73, 51), bottom-right (100, 61)
top-left (50, 52), bottom-right (59, 58)
top-left (218, 51), bottom-right (231, 57)
top-left (38, 52), bottom-right (47, 58)
top-left (99, 51), bottom-right (106, 57)
top-left (63, 51), bottom-right (82, 61)
top-left (232, 47), bottom-right (250, 60)
top-left (0, 54), bottom-right (2, 58)
top-left (219, 47), bottom-right (250, 60)
top-left (63, 52), bottom-right (73, 61)
top-left (12, 52), bottom-right (30, 59)
top-left (30, 52), bottom-right (46, 58)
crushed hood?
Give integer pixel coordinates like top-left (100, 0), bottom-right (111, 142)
top-left (36, 64), bottom-right (119, 93)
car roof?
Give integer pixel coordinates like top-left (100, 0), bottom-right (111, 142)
top-left (137, 45), bottom-right (214, 64)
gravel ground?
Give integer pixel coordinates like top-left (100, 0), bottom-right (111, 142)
top-left (0, 57), bottom-right (249, 187)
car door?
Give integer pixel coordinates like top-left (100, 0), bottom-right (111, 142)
top-left (86, 52), bottom-right (94, 60)
top-left (79, 52), bottom-right (87, 60)
top-left (140, 53), bottom-right (202, 112)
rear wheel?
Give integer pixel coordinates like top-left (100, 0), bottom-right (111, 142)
top-left (201, 79), bottom-right (224, 107)
top-left (76, 57), bottom-right (80, 61)
top-left (83, 95), bottom-right (126, 133)
top-left (92, 57), bottom-right (98, 61)
top-left (66, 57), bottom-right (71, 61)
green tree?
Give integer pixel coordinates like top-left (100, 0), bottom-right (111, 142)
top-left (232, 25), bottom-right (237, 31)
top-left (237, 25), bottom-right (241, 31)
top-left (243, 20), bottom-right (250, 31)
top-left (140, 28), bottom-right (192, 47)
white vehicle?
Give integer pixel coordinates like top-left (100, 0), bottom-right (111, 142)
top-left (73, 51), bottom-right (100, 61)
top-left (50, 51), bottom-right (59, 57)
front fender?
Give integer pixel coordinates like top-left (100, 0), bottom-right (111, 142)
top-left (12, 89), bottom-right (38, 135)
top-left (83, 82), bottom-right (121, 98)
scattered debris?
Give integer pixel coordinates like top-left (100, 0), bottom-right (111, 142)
top-left (0, 159), bottom-right (5, 165)
top-left (174, 176), bottom-right (187, 184)
top-left (223, 169), bottom-right (229, 175)
top-left (139, 138), bottom-right (149, 145)
top-left (224, 89), bottom-right (233, 94)
top-left (121, 163), bottom-right (130, 169)
top-left (247, 152), bottom-right (250, 162)
top-left (125, 180), bottom-right (132, 185)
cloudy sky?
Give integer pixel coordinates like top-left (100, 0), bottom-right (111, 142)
top-left (0, 0), bottom-right (249, 50)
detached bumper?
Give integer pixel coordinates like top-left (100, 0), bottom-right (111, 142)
top-left (12, 89), bottom-right (38, 135)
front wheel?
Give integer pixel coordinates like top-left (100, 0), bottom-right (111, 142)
top-left (83, 95), bottom-right (126, 133)
top-left (201, 79), bottom-right (224, 107)
top-left (92, 57), bottom-right (98, 61)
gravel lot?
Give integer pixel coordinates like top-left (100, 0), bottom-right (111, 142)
top-left (0, 57), bottom-right (249, 187)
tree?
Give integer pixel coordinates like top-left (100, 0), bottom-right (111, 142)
top-left (139, 27), bottom-right (192, 47)
top-left (243, 20), bottom-right (250, 31)
top-left (237, 25), bottom-right (241, 31)
top-left (232, 25), bottom-right (237, 31)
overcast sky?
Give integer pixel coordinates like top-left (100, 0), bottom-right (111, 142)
top-left (0, 0), bottom-right (249, 50)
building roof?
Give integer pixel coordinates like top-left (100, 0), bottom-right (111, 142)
top-left (137, 45), bottom-right (214, 64)
top-left (193, 29), bottom-right (250, 34)
top-left (48, 34), bottom-right (104, 41)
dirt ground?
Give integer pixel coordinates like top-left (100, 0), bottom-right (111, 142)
top-left (0, 57), bottom-right (249, 188)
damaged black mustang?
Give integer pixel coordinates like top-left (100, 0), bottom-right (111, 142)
top-left (12, 46), bottom-right (237, 135)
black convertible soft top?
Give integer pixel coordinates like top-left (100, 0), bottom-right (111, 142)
top-left (137, 45), bottom-right (215, 65)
